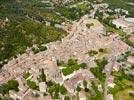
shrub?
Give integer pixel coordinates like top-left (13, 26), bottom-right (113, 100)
top-left (76, 85), bottom-right (81, 92)
top-left (98, 48), bottom-right (107, 53)
top-left (57, 60), bottom-right (66, 66)
top-left (38, 45), bottom-right (47, 51)
top-left (88, 50), bottom-right (98, 56)
top-left (79, 63), bottom-right (87, 69)
top-left (32, 47), bottom-right (40, 54)
top-left (129, 92), bottom-right (134, 97)
top-left (86, 23), bottom-right (94, 28)
top-left (46, 81), bottom-right (54, 87)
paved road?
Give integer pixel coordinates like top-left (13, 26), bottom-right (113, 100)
top-left (65, 15), bottom-right (88, 40)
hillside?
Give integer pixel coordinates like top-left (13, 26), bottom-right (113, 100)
top-left (0, 0), bottom-right (68, 68)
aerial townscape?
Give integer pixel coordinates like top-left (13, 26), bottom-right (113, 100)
top-left (0, 0), bottom-right (134, 100)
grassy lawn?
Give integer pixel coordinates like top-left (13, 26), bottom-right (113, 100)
top-left (61, 63), bottom-right (87, 76)
top-left (59, 59), bottom-right (87, 76)
top-left (115, 88), bottom-right (134, 100)
top-left (122, 79), bottom-right (134, 88)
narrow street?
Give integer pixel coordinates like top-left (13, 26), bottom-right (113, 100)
top-left (104, 56), bottom-right (116, 100)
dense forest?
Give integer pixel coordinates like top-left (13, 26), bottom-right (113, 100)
top-left (0, 0), bottom-right (68, 68)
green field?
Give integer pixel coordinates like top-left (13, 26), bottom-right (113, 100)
top-left (108, 70), bottom-right (134, 100)
top-left (114, 79), bottom-right (134, 100)
top-left (115, 88), bottom-right (134, 100)
top-left (103, 0), bottom-right (134, 17)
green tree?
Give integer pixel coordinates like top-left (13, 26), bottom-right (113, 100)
top-left (46, 81), bottom-right (54, 87)
top-left (79, 63), bottom-right (87, 69)
top-left (0, 80), bottom-right (19, 94)
top-left (0, 84), bottom-right (9, 94)
top-left (68, 59), bottom-right (77, 66)
top-left (76, 85), bottom-right (81, 92)
top-left (59, 85), bottom-right (67, 95)
top-left (27, 80), bottom-right (38, 90)
top-left (7, 80), bottom-right (19, 91)
top-left (64, 96), bottom-right (70, 100)
top-left (88, 50), bottom-right (98, 56)
top-left (95, 58), bottom-right (108, 68)
top-left (38, 68), bottom-right (46, 82)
